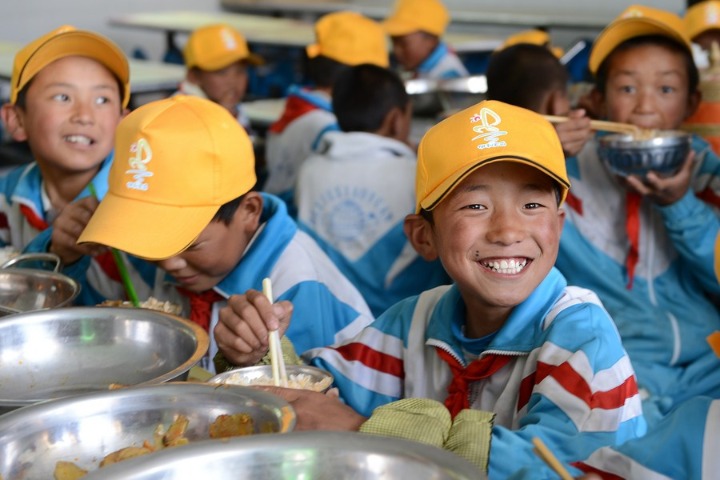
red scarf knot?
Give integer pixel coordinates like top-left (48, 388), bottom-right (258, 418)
top-left (176, 287), bottom-right (224, 332)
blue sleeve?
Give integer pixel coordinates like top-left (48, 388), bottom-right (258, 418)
top-left (488, 302), bottom-right (646, 479)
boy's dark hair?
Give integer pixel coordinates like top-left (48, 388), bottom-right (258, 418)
top-left (486, 43), bottom-right (569, 112)
top-left (305, 54), bottom-right (351, 88)
top-left (331, 63), bottom-right (409, 132)
top-left (213, 191), bottom-right (252, 225)
top-left (595, 35), bottom-right (699, 95)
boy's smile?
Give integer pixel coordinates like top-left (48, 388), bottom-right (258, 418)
top-left (411, 161), bottom-right (564, 332)
top-left (601, 44), bottom-right (698, 131)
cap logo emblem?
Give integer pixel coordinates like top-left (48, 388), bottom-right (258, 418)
top-left (220, 29), bottom-right (238, 50)
top-left (622, 8), bottom-right (644, 19)
top-left (470, 107), bottom-right (507, 150)
top-left (126, 138), bottom-right (153, 191)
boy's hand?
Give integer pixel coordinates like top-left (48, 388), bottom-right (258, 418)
top-left (624, 150), bottom-right (695, 206)
top-left (257, 386), bottom-right (367, 431)
top-left (214, 289), bottom-right (293, 367)
top-left (50, 196), bottom-right (106, 265)
top-left (554, 109), bottom-right (592, 157)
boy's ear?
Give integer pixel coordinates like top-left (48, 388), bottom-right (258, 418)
top-left (0, 104), bottom-right (28, 142)
top-left (684, 89), bottom-right (702, 121)
top-left (544, 89), bottom-right (570, 117)
top-left (236, 192), bottom-right (263, 232)
top-left (403, 213), bottom-right (439, 261)
top-left (378, 106), bottom-right (407, 141)
top-left (588, 87), bottom-right (606, 119)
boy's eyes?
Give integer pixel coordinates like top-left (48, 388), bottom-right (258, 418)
top-left (52, 93), bottom-right (70, 102)
top-left (460, 202), bottom-right (546, 210)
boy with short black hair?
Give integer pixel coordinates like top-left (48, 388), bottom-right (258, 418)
top-left (263, 11), bottom-right (389, 217)
top-left (34, 95), bottom-right (374, 372)
top-left (557, 5), bottom-right (720, 425)
top-left (295, 63), bottom-right (449, 317)
top-left (226, 100), bottom-right (646, 477)
top-left (382, 0), bottom-right (468, 80)
top-left (178, 23), bottom-right (262, 130)
top-left (486, 42), bottom-right (592, 157)
top-left (0, 25), bottom-right (128, 251)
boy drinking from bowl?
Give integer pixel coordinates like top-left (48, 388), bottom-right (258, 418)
top-left (227, 100), bottom-right (646, 478)
top-left (32, 95), bottom-right (375, 373)
top-left (555, 5), bottom-right (720, 426)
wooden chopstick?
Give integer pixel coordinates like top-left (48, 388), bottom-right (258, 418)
top-left (262, 278), bottom-right (288, 387)
top-left (544, 115), bottom-right (641, 136)
top-left (532, 437), bottom-right (574, 480)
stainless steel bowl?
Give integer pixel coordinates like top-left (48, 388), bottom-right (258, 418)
top-left (0, 253), bottom-right (79, 316)
top-left (598, 130), bottom-right (691, 178)
top-left (0, 306), bottom-right (208, 414)
top-left (86, 431), bottom-right (483, 480)
top-left (0, 382), bottom-right (296, 480)
top-left (209, 364), bottom-right (334, 393)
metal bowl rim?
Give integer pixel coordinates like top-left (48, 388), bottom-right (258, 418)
top-left (208, 364), bottom-right (334, 385)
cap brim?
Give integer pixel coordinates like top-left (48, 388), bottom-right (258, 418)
top-left (78, 192), bottom-right (219, 260)
top-left (418, 156), bottom-right (570, 213)
top-left (589, 19), bottom-right (690, 74)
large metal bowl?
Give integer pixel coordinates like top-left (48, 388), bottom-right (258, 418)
top-left (0, 253), bottom-right (80, 316)
top-left (0, 306), bottom-right (208, 414)
top-left (598, 130), bottom-right (691, 178)
top-left (86, 431), bottom-right (483, 480)
top-left (0, 382), bottom-right (296, 480)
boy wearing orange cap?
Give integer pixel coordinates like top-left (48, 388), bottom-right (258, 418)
top-left (39, 95), bottom-right (374, 372)
top-left (263, 11), bottom-right (389, 217)
top-left (382, 0), bottom-right (468, 80)
top-left (177, 23), bottom-right (262, 130)
top-left (228, 100), bottom-right (645, 477)
top-left (555, 5), bottom-right (720, 425)
top-left (0, 26), bottom-right (128, 252)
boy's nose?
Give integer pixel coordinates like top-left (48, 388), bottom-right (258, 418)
top-left (156, 255), bottom-right (187, 272)
top-left (485, 210), bottom-right (525, 245)
top-left (71, 102), bottom-right (95, 124)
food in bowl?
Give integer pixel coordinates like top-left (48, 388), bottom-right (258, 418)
top-left (597, 130), bottom-right (690, 179)
top-left (99, 296), bottom-right (182, 315)
top-left (210, 365), bottom-right (334, 393)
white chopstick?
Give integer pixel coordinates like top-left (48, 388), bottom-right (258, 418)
top-left (532, 437), bottom-right (574, 480)
top-left (262, 278), bottom-right (288, 387)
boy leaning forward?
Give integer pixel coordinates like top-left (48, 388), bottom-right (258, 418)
top-left (258, 100), bottom-right (646, 479)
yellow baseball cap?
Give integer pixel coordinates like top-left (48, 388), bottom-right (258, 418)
top-left (589, 5), bottom-right (692, 74)
top-left (415, 100), bottom-right (569, 213)
top-left (183, 23), bottom-right (263, 71)
top-left (686, 1), bottom-right (720, 41)
top-left (382, 0), bottom-right (450, 37)
top-left (498, 29), bottom-right (564, 58)
top-left (78, 95), bottom-right (257, 260)
top-left (10, 25), bottom-right (130, 107)
top-left (306, 11), bottom-right (389, 67)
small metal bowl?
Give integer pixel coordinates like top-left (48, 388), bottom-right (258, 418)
top-left (597, 130), bottom-right (691, 178)
top-left (0, 306), bottom-right (208, 414)
top-left (0, 382), bottom-right (296, 479)
top-left (209, 364), bottom-right (334, 393)
top-left (86, 431), bottom-right (483, 480)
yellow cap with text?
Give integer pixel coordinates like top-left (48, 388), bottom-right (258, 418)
top-left (183, 23), bottom-right (262, 70)
top-left (383, 0), bottom-right (450, 37)
top-left (306, 11), bottom-right (389, 67)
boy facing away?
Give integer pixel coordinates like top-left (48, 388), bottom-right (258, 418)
top-left (295, 63), bottom-right (449, 317)
top-left (0, 25), bottom-right (128, 250)
top-left (31, 95), bottom-right (374, 372)
top-left (263, 11), bottom-right (389, 217)
top-left (177, 23), bottom-right (262, 132)
top-left (230, 100), bottom-right (646, 478)
top-left (382, 0), bottom-right (468, 80)
top-left (555, 5), bottom-right (720, 424)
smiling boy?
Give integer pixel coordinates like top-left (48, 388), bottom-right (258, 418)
top-left (0, 25), bottom-right (128, 250)
top-left (234, 100), bottom-right (645, 477)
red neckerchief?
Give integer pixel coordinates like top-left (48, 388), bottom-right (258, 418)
top-left (175, 287), bottom-right (224, 332)
top-left (268, 93), bottom-right (321, 134)
top-left (624, 191), bottom-right (642, 289)
top-left (436, 347), bottom-right (511, 418)
top-left (19, 204), bottom-right (48, 230)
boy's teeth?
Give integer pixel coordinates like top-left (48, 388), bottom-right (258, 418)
top-left (482, 259), bottom-right (527, 274)
top-left (66, 135), bottom-right (91, 145)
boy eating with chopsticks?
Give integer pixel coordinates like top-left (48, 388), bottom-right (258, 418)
top-left (35, 95), bottom-right (374, 372)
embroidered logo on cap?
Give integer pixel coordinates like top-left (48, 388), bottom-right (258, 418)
top-left (126, 138), bottom-right (153, 191)
top-left (470, 108), bottom-right (507, 150)
top-left (220, 28), bottom-right (238, 51)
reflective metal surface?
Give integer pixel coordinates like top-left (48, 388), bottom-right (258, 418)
top-left (598, 130), bottom-right (691, 178)
top-left (0, 306), bottom-right (208, 413)
top-left (88, 431), bottom-right (484, 480)
top-left (210, 364), bottom-right (334, 392)
top-left (0, 383), bottom-right (295, 480)
top-left (406, 76), bottom-right (487, 117)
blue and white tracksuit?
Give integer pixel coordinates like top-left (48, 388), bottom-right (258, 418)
top-left (27, 194), bottom-right (374, 372)
top-left (575, 396), bottom-right (720, 479)
top-left (0, 155), bottom-right (112, 250)
top-left (264, 87), bottom-right (339, 217)
top-left (405, 42), bottom-right (468, 80)
top-left (556, 134), bottom-right (720, 422)
top-left (307, 268), bottom-right (646, 479)
top-left (295, 131), bottom-right (450, 317)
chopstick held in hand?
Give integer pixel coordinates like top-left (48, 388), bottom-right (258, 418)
top-left (532, 437), bottom-right (574, 480)
top-left (262, 278), bottom-right (288, 387)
